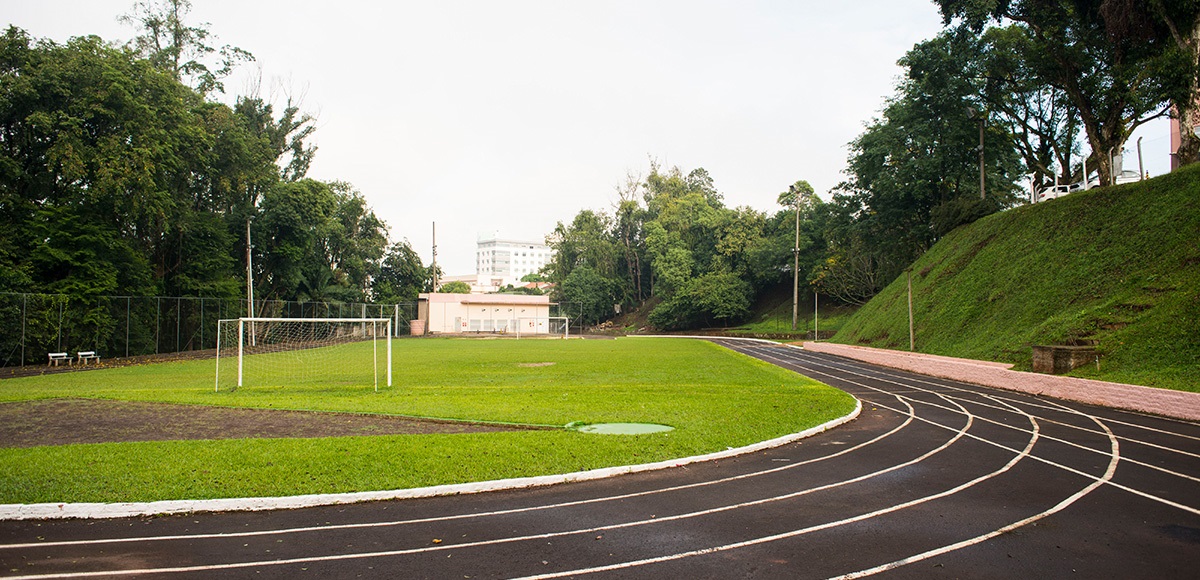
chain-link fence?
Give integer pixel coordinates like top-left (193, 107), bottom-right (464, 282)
top-left (0, 293), bottom-right (416, 367)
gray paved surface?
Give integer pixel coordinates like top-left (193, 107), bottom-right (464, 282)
top-left (1, 341), bottom-right (1197, 579)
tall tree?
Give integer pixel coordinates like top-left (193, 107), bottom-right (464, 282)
top-left (1099, 0), bottom-right (1200, 166)
top-left (120, 0), bottom-right (253, 95)
top-left (936, 0), bottom-right (1173, 182)
top-left (372, 240), bottom-right (428, 302)
top-left (979, 25), bottom-right (1082, 189)
top-left (234, 96), bottom-right (317, 184)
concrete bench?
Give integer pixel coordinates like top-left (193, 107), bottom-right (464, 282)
top-left (76, 351), bottom-right (100, 365)
top-left (48, 352), bottom-right (71, 366)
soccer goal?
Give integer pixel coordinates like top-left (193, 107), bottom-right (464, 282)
top-left (215, 318), bottom-right (392, 392)
top-left (515, 316), bottom-right (570, 339)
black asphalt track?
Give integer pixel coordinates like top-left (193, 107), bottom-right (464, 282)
top-left (1, 341), bottom-right (1197, 579)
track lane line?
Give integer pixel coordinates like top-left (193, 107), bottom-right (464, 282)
top-left (785, 347), bottom-right (1200, 456)
top-left (765, 347), bottom-right (1200, 483)
top-left (829, 390), bottom-right (1122, 579)
top-left (744, 345), bottom-right (1200, 515)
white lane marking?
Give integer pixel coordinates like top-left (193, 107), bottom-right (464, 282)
top-left (797, 349), bottom-right (1200, 455)
top-left (761, 347), bottom-right (1200, 515)
top-left (508, 399), bottom-right (1041, 580)
top-left (0, 401), bottom-right (909, 551)
top-left (1, 398), bottom-right (980, 579)
top-left (830, 391), bottom-right (1122, 579)
top-left (774, 348), bottom-right (1200, 483)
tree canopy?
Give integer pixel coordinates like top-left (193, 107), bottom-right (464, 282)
top-left (0, 24), bottom-right (413, 305)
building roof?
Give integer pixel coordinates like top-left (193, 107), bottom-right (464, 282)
top-left (418, 293), bottom-right (550, 305)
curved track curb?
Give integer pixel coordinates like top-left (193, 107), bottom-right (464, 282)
top-left (0, 336), bottom-right (859, 520)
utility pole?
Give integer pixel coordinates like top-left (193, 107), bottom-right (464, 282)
top-left (431, 222), bottom-right (439, 292)
top-left (246, 217), bottom-right (255, 347)
top-left (791, 191), bottom-right (800, 332)
top-left (245, 218), bottom-right (254, 319)
top-left (787, 182), bottom-right (812, 332)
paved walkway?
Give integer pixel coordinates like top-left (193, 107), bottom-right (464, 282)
top-left (802, 342), bottom-right (1200, 422)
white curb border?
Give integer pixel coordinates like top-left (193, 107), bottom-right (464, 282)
top-left (0, 337), bottom-right (859, 521)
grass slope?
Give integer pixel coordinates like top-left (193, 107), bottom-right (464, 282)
top-left (833, 164), bottom-right (1200, 392)
top-left (0, 338), bottom-right (854, 503)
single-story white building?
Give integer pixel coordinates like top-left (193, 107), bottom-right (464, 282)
top-left (415, 293), bottom-right (557, 335)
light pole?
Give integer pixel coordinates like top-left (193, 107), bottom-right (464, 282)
top-left (791, 185), bottom-right (800, 332)
top-left (245, 217), bottom-right (254, 319)
top-left (787, 181), bottom-right (813, 333)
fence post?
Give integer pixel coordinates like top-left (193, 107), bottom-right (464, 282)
top-left (125, 297), bottom-right (130, 358)
top-left (155, 297), bottom-right (160, 354)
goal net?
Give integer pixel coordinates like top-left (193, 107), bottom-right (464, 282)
top-left (215, 318), bottom-right (392, 391)
top-left (515, 317), bottom-right (570, 339)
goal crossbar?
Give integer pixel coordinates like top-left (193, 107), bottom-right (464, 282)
top-left (215, 317), bottom-right (392, 391)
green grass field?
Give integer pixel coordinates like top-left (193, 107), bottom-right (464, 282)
top-left (0, 338), bottom-right (854, 504)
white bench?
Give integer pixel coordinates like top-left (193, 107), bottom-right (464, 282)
top-left (76, 351), bottom-right (100, 365)
top-left (48, 352), bottom-right (71, 366)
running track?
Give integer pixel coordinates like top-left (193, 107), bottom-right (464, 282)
top-left (1, 341), bottom-right (1197, 579)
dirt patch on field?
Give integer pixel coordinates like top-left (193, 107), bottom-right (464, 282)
top-left (0, 399), bottom-right (535, 448)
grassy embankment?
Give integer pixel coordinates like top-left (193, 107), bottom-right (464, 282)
top-left (0, 337), bottom-right (854, 504)
top-left (833, 164), bottom-right (1200, 392)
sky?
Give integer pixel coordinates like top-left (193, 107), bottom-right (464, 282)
top-left (3, 0), bottom-right (1175, 275)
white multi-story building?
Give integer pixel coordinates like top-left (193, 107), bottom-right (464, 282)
top-left (476, 233), bottom-right (553, 288)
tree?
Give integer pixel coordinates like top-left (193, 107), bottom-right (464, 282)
top-left (1099, 0), bottom-right (1200, 166)
top-left (120, 0), bottom-right (253, 95)
top-left (835, 25), bottom-right (1029, 286)
top-left (373, 240), bottom-right (428, 302)
top-left (234, 96), bottom-right (317, 183)
top-left (438, 280), bottom-right (471, 294)
top-left (0, 29), bottom-right (201, 298)
top-left (936, 0), bottom-right (1175, 183)
top-left (979, 25), bottom-right (1082, 189)
top-left (648, 269), bottom-right (753, 330)
top-left (558, 265), bottom-right (615, 326)
top-left (326, 181), bottom-right (388, 299)
top-left (255, 179), bottom-right (337, 301)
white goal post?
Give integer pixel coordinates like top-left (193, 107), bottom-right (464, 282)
top-left (515, 316), bottom-right (570, 339)
top-left (215, 317), bottom-right (392, 392)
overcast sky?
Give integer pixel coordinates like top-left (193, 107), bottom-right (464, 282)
top-left (4, 1), bottom-right (1174, 274)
